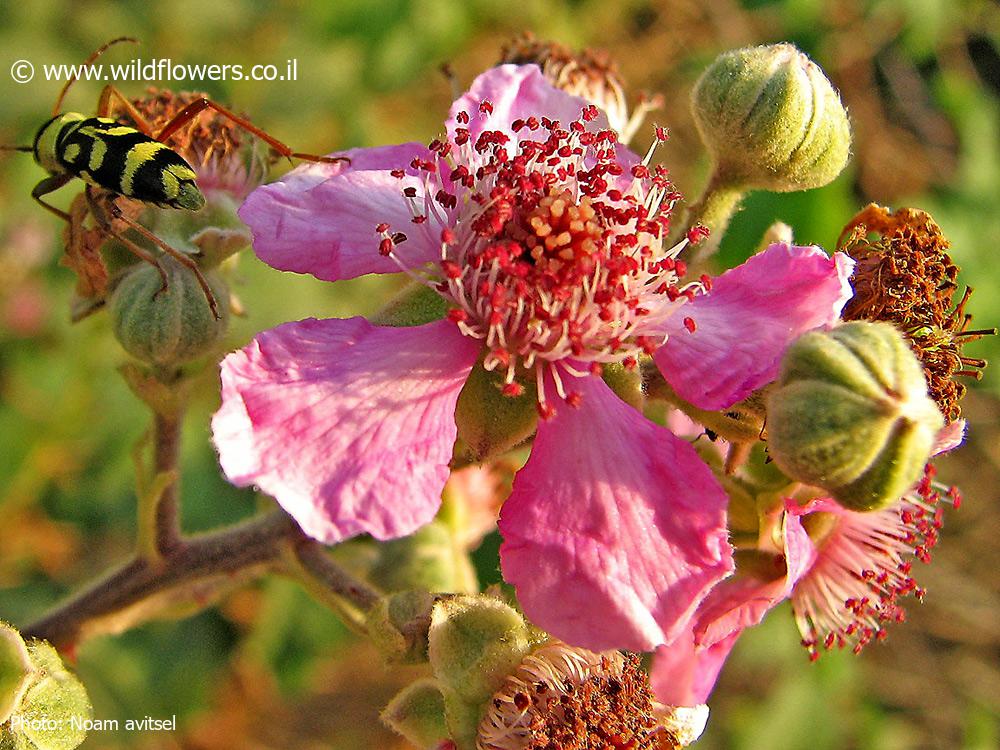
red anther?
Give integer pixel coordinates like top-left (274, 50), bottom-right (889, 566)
top-left (700, 273), bottom-right (713, 291)
top-left (456, 111), bottom-right (470, 124)
top-left (582, 104), bottom-right (600, 122)
top-left (622, 356), bottom-right (637, 370)
top-left (412, 215), bottom-right (427, 224)
top-left (607, 189), bottom-right (622, 201)
top-left (537, 402), bottom-right (557, 421)
top-left (375, 222), bottom-right (390, 233)
top-left (480, 99), bottom-right (494, 115)
top-left (511, 118), bottom-right (526, 131)
top-left (674, 260), bottom-right (687, 277)
top-left (654, 126), bottom-right (669, 142)
top-left (631, 164), bottom-right (650, 179)
top-left (687, 224), bottom-right (710, 244)
top-left (440, 228), bottom-right (456, 244)
top-left (403, 187), bottom-right (417, 198)
top-left (454, 128), bottom-right (470, 146)
top-left (391, 232), bottom-right (408, 244)
top-left (441, 260), bottom-right (463, 279)
top-left (390, 169), bottom-right (406, 179)
top-left (502, 381), bottom-right (524, 397)
top-left (446, 308), bottom-right (469, 323)
top-left (378, 238), bottom-right (394, 256)
top-left (565, 391), bottom-right (583, 408)
top-left (683, 317), bottom-right (697, 333)
top-left (589, 362), bottom-right (603, 376)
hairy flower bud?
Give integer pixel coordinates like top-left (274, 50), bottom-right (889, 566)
top-left (767, 322), bottom-right (944, 511)
top-left (692, 43), bottom-right (851, 192)
top-left (110, 256), bottom-right (229, 366)
top-left (0, 625), bottom-right (32, 724)
top-left (381, 678), bottom-right (449, 749)
top-left (427, 596), bottom-right (535, 750)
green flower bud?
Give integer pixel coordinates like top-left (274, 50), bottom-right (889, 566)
top-left (692, 43), bottom-right (851, 192)
top-left (766, 322), bottom-right (944, 511)
top-left (428, 595), bottom-right (534, 750)
top-left (0, 625), bottom-right (32, 724)
top-left (367, 590), bottom-right (436, 664)
top-left (369, 521), bottom-right (477, 595)
top-left (381, 678), bottom-right (448, 749)
top-left (454, 363), bottom-right (537, 462)
top-left (110, 256), bottom-right (229, 367)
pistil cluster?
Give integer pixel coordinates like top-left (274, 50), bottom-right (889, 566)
top-left (379, 101), bottom-right (707, 416)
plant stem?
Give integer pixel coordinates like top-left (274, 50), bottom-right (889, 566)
top-left (674, 170), bottom-right (745, 263)
top-left (151, 409), bottom-right (182, 555)
top-left (295, 542), bottom-right (381, 610)
top-left (22, 511), bottom-right (300, 651)
top-left (21, 512), bottom-right (392, 652)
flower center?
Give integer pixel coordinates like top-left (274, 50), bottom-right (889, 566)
top-left (477, 642), bottom-right (689, 750)
top-left (379, 100), bottom-right (707, 413)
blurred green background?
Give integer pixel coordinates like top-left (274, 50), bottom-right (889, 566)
top-left (0, 1), bottom-right (997, 748)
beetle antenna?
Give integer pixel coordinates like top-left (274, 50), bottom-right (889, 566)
top-left (52, 36), bottom-right (140, 116)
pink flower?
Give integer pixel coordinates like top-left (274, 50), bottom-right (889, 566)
top-left (651, 463), bottom-right (961, 706)
top-left (214, 64), bottom-right (853, 652)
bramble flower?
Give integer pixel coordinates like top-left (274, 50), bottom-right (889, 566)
top-left (651, 461), bottom-right (961, 710)
top-left (214, 64), bottom-right (853, 652)
top-left (789, 464), bottom-right (961, 660)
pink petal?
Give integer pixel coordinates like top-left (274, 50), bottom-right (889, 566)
top-left (933, 419), bottom-right (966, 455)
top-left (212, 317), bottom-right (481, 543)
top-left (238, 143), bottom-right (442, 282)
top-left (655, 243), bottom-right (855, 410)
top-left (695, 513), bottom-right (815, 646)
top-left (651, 630), bottom-right (740, 707)
top-left (447, 64), bottom-right (610, 144)
top-left (498, 375), bottom-right (732, 652)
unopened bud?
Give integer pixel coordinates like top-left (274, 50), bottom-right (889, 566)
top-left (692, 43), bottom-right (851, 192)
top-left (428, 596), bottom-right (534, 749)
top-left (767, 322), bottom-right (944, 511)
top-left (110, 256), bottom-right (229, 366)
top-left (381, 678), bottom-right (449, 749)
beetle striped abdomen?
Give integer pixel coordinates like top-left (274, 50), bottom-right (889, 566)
top-left (34, 114), bottom-right (205, 211)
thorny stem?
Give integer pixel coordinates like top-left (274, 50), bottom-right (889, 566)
top-left (21, 512), bottom-right (384, 651)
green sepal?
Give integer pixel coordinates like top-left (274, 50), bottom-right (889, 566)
top-left (0, 625), bottom-right (32, 725)
top-left (381, 678), bottom-right (449, 749)
top-left (454, 362), bottom-right (538, 462)
top-left (367, 590), bottom-right (436, 665)
top-left (368, 282), bottom-right (451, 327)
